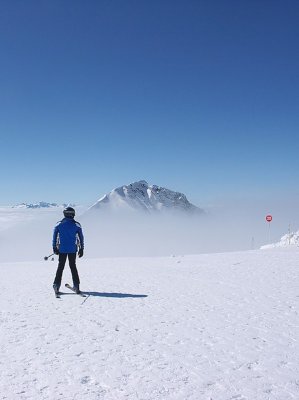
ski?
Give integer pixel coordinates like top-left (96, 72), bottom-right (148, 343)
top-left (55, 293), bottom-right (61, 299)
top-left (65, 283), bottom-right (86, 297)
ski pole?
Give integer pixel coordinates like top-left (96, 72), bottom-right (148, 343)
top-left (44, 253), bottom-right (54, 261)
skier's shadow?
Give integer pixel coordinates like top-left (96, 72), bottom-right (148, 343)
top-left (82, 291), bottom-right (148, 299)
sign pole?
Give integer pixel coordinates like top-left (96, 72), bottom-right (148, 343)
top-left (265, 215), bottom-right (273, 244)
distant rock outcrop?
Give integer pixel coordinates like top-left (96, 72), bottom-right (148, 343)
top-left (13, 202), bottom-right (75, 209)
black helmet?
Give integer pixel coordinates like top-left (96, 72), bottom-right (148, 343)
top-left (63, 206), bottom-right (75, 218)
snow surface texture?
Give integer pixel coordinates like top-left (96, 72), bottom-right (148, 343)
top-left (261, 231), bottom-right (299, 249)
top-left (88, 180), bottom-right (204, 214)
top-left (1, 248), bottom-right (299, 400)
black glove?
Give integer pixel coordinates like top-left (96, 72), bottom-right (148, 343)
top-left (53, 247), bottom-right (59, 255)
top-left (78, 248), bottom-right (84, 258)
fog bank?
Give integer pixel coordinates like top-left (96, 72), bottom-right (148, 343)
top-left (0, 196), bottom-right (297, 262)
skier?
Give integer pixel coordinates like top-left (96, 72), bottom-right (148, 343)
top-left (52, 206), bottom-right (84, 295)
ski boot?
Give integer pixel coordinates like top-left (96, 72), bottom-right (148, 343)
top-left (53, 284), bottom-right (60, 295)
top-left (73, 284), bottom-right (81, 294)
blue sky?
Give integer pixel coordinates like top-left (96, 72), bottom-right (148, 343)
top-left (0, 0), bottom-right (298, 206)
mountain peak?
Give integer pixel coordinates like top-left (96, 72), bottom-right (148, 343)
top-left (89, 181), bottom-right (204, 215)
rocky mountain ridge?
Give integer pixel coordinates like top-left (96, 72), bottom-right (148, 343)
top-left (89, 180), bottom-right (203, 215)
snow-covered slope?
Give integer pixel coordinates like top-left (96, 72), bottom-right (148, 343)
top-left (1, 248), bottom-right (299, 399)
top-left (261, 230), bottom-right (299, 249)
top-left (88, 180), bottom-right (203, 214)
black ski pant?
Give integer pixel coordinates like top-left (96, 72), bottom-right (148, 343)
top-left (53, 253), bottom-right (80, 289)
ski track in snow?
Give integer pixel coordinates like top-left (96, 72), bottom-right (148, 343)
top-left (0, 249), bottom-right (299, 399)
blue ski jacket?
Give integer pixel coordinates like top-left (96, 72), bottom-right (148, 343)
top-left (52, 218), bottom-right (84, 253)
